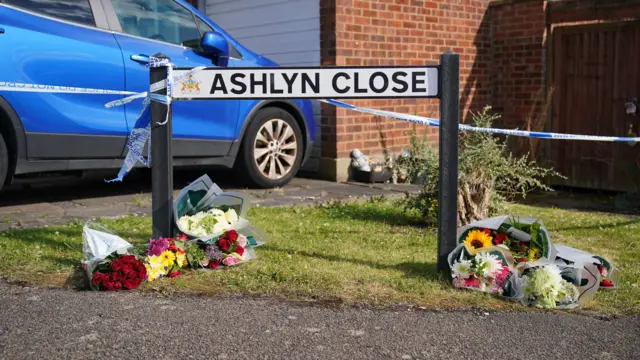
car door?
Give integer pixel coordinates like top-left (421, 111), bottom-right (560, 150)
top-left (105, 0), bottom-right (240, 158)
top-left (0, 0), bottom-right (129, 159)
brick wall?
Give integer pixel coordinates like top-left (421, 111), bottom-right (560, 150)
top-left (490, 1), bottom-right (547, 133)
top-left (319, 0), bottom-right (494, 180)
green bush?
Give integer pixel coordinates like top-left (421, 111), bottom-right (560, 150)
top-left (396, 106), bottom-right (565, 226)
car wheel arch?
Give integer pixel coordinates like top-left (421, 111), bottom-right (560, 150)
top-left (0, 96), bottom-right (27, 184)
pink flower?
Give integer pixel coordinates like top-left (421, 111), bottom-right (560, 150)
top-left (494, 266), bottom-right (511, 289)
top-left (237, 235), bottom-right (248, 248)
top-left (147, 237), bottom-right (170, 257)
top-left (222, 255), bottom-right (240, 266)
top-left (596, 264), bottom-right (608, 277)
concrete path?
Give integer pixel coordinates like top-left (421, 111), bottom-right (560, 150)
top-left (0, 171), bottom-right (418, 231)
top-left (0, 279), bottom-right (637, 360)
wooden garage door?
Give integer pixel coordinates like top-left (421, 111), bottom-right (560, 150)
top-left (551, 21), bottom-right (640, 193)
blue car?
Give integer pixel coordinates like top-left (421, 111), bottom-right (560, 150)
top-left (0, 0), bottom-right (316, 190)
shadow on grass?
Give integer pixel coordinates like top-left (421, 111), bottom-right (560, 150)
top-left (261, 245), bottom-right (444, 283)
top-left (321, 199), bottom-right (428, 228)
top-left (553, 218), bottom-right (640, 232)
top-left (515, 188), bottom-right (640, 215)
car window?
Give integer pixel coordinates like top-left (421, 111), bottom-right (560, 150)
top-left (111, 0), bottom-right (202, 49)
top-left (194, 16), bottom-right (242, 59)
top-left (2, 0), bottom-right (95, 26)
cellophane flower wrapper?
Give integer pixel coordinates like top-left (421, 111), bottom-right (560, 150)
top-left (82, 222), bottom-right (147, 291)
top-left (173, 174), bottom-right (269, 246)
top-left (518, 260), bottom-right (600, 310)
top-left (82, 221), bottom-right (134, 280)
top-left (457, 215), bottom-right (558, 264)
top-left (447, 244), bottom-right (523, 300)
top-left (553, 244), bottom-right (620, 290)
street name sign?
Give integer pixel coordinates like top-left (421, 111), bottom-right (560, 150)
top-left (172, 66), bottom-right (440, 100)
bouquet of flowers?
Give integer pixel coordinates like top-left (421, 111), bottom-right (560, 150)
top-left (177, 206), bottom-right (240, 237)
top-left (185, 229), bottom-right (258, 269)
top-left (554, 244), bottom-right (620, 290)
top-left (518, 261), bottom-right (600, 309)
top-left (89, 254), bottom-right (147, 291)
top-left (143, 235), bottom-right (189, 282)
top-left (82, 221), bottom-right (147, 291)
top-left (448, 244), bottom-right (521, 298)
top-left (457, 215), bottom-right (556, 264)
top-left (174, 174), bottom-right (269, 245)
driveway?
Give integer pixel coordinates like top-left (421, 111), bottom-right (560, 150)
top-left (0, 170), bottom-right (418, 231)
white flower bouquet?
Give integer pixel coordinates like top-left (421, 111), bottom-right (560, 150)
top-left (518, 260), bottom-right (601, 309)
top-left (173, 174), bottom-right (268, 245)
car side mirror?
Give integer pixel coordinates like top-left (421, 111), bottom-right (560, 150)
top-left (201, 31), bottom-right (229, 67)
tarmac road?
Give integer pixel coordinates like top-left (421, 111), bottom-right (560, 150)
top-left (0, 280), bottom-right (638, 360)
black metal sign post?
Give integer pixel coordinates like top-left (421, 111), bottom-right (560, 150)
top-left (437, 50), bottom-right (460, 278)
top-left (150, 54), bottom-right (174, 239)
top-left (149, 51), bottom-right (460, 276)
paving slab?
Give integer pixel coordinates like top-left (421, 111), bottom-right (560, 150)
top-left (0, 174), bottom-right (419, 231)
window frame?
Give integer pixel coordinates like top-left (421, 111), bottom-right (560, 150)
top-left (101, 0), bottom-right (243, 59)
top-left (107, 0), bottom-right (204, 49)
top-left (0, 0), bottom-right (109, 29)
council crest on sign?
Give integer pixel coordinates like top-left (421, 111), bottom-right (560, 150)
top-left (181, 76), bottom-right (201, 94)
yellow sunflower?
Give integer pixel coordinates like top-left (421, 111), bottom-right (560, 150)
top-left (463, 230), bottom-right (493, 254)
top-left (527, 247), bottom-right (541, 262)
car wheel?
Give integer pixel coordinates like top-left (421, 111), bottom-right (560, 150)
top-left (238, 107), bottom-right (303, 189)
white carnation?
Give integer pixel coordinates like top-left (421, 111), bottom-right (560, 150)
top-left (452, 259), bottom-right (472, 278)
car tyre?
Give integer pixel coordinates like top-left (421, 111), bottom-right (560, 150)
top-left (0, 134), bottom-right (8, 191)
top-left (237, 107), bottom-right (304, 189)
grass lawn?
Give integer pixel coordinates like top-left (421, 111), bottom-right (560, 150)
top-left (0, 199), bottom-right (638, 315)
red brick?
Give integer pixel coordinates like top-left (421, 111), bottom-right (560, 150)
top-left (319, 0), bottom-right (548, 164)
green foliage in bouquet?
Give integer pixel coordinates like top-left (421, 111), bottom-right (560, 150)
top-left (185, 242), bottom-right (208, 269)
top-left (397, 106), bottom-right (564, 226)
top-left (500, 217), bottom-right (551, 259)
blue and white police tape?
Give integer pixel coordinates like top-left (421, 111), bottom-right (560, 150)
top-left (105, 60), bottom-right (206, 182)
top-left (323, 99), bottom-right (640, 143)
top-left (2, 68), bottom-right (639, 184)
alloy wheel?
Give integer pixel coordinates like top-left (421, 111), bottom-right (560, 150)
top-left (253, 119), bottom-right (298, 180)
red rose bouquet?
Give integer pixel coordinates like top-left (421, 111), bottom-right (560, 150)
top-left (89, 254), bottom-right (147, 291)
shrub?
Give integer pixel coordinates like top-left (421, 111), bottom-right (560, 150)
top-left (396, 106), bottom-right (565, 226)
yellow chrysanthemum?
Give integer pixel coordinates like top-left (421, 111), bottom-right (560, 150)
top-left (147, 255), bottom-right (163, 267)
top-left (463, 230), bottom-right (493, 255)
top-left (176, 252), bottom-right (187, 268)
top-left (145, 264), bottom-right (162, 282)
top-left (160, 250), bottom-right (176, 268)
